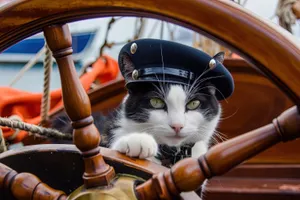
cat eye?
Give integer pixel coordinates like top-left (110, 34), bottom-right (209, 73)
top-left (150, 98), bottom-right (165, 109)
top-left (186, 100), bottom-right (200, 110)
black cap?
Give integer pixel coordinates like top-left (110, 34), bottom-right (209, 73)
top-left (118, 38), bottom-right (234, 100)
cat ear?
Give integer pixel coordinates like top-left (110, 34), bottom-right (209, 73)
top-left (120, 53), bottom-right (135, 80)
top-left (213, 52), bottom-right (225, 64)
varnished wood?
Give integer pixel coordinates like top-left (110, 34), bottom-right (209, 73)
top-left (218, 59), bottom-right (296, 163)
top-left (222, 71), bottom-right (293, 137)
top-left (43, 24), bottom-right (91, 121)
top-left (43, 24), bottom-right (115, 188)
top-left (0, 1), bottom-right (299, 200)
top-left (0, 144), bottom-right (201, 199)
top-left (204, 106), bottom-right (300, 176)
top-left (0, 162), bottom-right (17, 199)
top-left (0, 0), bottom-right (299, 105)
top-left (47, 79), bottom-right (126, 120)
top-left (203, 177), bottom-right (300, 200)
top-left (220, 164), bottom-right (300, 179)
top-left (202, 163), bottom-right (300, 199)
top-left (0, 163), bottom-right (66, 200)
top-left (89, 79), bottom-right (127, 115)
top-left (0, 144), bottom-right (168, 196)
top-left (136, 106), bottom-right (300, 199)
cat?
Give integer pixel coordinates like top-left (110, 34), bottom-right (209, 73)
top-left (104, 48), bottom-right (225, 165)
top-left (52, 54), bottom-right (224, 167)
top-left (105, 81), bottom-right (221, 162)
top-left (52, 81), bottom-right (221, 164)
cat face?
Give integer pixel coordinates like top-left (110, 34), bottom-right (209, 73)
top-left (122, 83), bottom-right (221, 146)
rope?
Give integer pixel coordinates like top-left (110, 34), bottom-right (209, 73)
top-left (40, 44), bottom-right (53, 125)
top-left (0, 129), bottom-right (7, 153)
top-left (0, 117), bottom-right (72, 140)
top-left (6, 115), bottom-right (22, 141)
top-left (9, 46), bottom-right (46, 86)
top-left (276, 0), bottom-right (298, 32)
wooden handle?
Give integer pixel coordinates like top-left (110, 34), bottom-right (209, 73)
top-left (0, 163), bottom-right (66, 200)
top-left (43, 24), bottom-right (115, 188)
top-left (135, 106), bottom-right (300, 199)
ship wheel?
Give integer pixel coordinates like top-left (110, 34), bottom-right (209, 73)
top-left (0, 0), bottom-right (300, 200)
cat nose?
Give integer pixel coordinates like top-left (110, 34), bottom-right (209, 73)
top-left (170, 124), bottom-right (183, 134)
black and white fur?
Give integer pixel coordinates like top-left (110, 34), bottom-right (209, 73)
top-left (52, 53), bottom-right (224, 164)
top-left (104, 52), bottom-right (225, 162)
top-left (105, 82), bottom-right (220, 162)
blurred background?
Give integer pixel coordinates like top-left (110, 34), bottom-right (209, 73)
top-left (0, 0), bottom-right (299, 93)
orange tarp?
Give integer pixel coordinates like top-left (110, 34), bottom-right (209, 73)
top-left (0, 55), bottom-right (119, 143)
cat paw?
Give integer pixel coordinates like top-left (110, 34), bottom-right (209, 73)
top-left (111, 133), bottom-right (158, 159)
top-left (192, 141), bottom-right (208, 158)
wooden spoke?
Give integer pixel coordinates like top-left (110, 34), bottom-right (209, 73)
top-left (43, 24), bottom-right (115, 188)
top-left (0, 163), bottom-right (66, 200)
top-left (0, 1), bottom-right (299, 200)
top-left (136, 106), bottom-right (300, 199)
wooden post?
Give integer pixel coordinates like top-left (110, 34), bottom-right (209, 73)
top-left (43, 24), bottom-right (115, 188)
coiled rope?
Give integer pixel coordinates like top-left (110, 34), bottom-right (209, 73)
top-left (0, 117), bottom-right (72, 141)
top-left (0, 129), bottom-right (6, 153)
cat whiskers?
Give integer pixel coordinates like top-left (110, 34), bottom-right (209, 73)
top-left (185, 125), bottom-right (217, 141)
top-left (152, 90), bottom-right (165, 100)
top-left (198, 84), bottom-right (228, 104)
top-left (186, 59), bottom-right (217, 95)
top-left (218, 108), bottom-right (239, 121)
top-left (183, 126), bottom-right (211, 142)
top-left (214, 130), bottom-right (227, 141)
top-left (128, 121), bottom-right (170, 134)
top-left (186, 59), bottom-right (223, 96)
top-left (160, 43), bottom-right (166, 86)
top-left (124, 109), bottom-right (150, 119)
top-left (200, 108), bottom-right (211, 116)
top-left (152, 74), bottom-right (168, 99)
top-left (189, 117), bottom-right (227, 144)
top-left (184, 127), bottom-right (209, 135)
top-left (187, 75), bottom-right (225, 99)
top-left (137, 125), bottom-right (167, 133)
top-left (210, 130), bottom-right (227, 145)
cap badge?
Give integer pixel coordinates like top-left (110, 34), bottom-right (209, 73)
top-left (130, 42), bottom-right (138, 54)
top-left (132, 69), bottom-right (139, 80)
top-left (209, 58), bottom-right (217, 69)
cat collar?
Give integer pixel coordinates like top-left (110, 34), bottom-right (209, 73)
top-left (155, 143), bottom-right (195, 168)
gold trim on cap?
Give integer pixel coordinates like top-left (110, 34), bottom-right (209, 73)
top-left (209, 59), bottom-right (217, 69)
top-left (132, 69), bottom-right (139, 80)
top-left (130, 42), bottom-right (138, 54)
